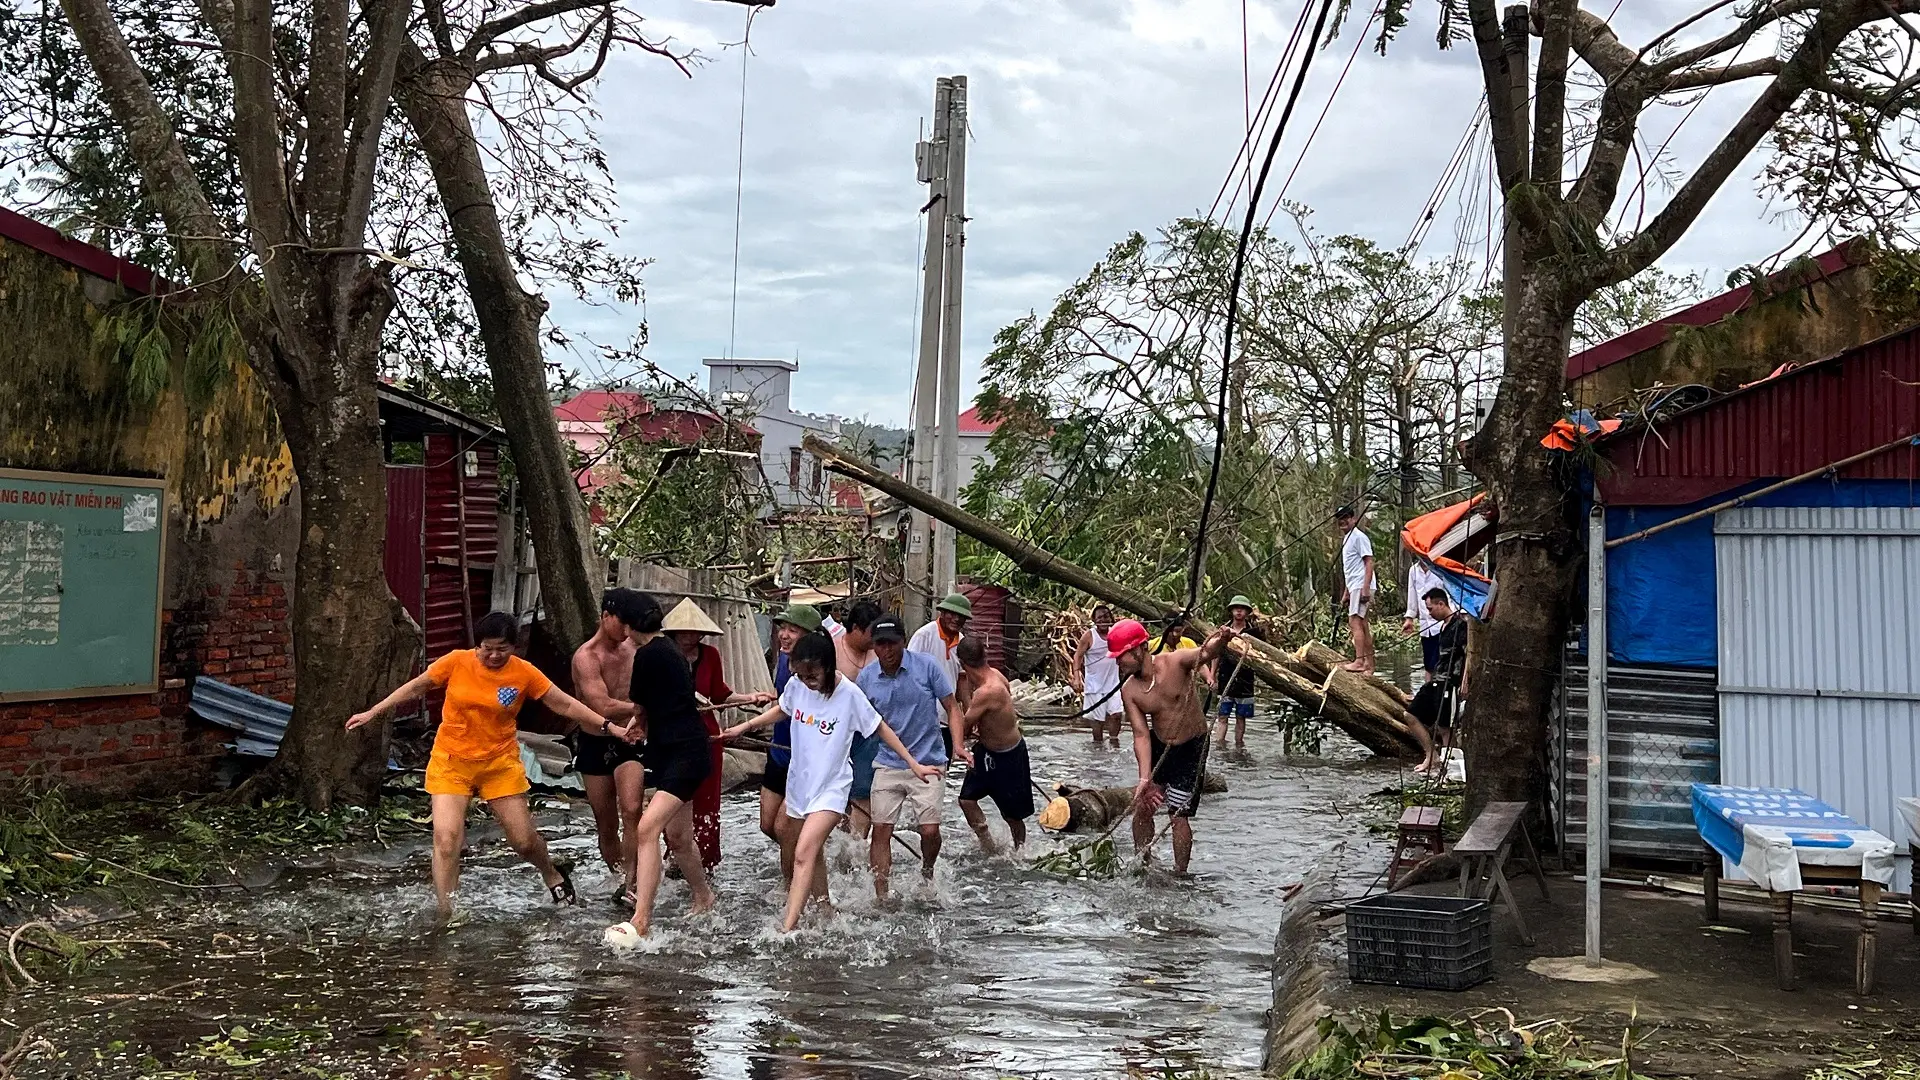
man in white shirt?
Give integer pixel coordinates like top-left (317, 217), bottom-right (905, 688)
top-left (1336, 505), bottom-right (1377, 675)
top-left (1401, 553), bottom-right (1453, 685)
top-left (908, 592), bottom-right (971, 757)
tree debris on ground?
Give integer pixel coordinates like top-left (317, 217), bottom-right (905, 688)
top-left (1283, 1012), bottom-right (1651, 1079)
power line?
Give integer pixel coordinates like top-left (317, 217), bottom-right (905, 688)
top-left (1184, 0), bottom-right (1342, 615)
top-left (725, 5), bottom-right (759, 360)
top-left (1273, 6), bottom-right (1380, 210)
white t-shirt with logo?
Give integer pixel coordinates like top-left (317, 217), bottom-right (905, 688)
top-left (778, 674), bottom-right (883, 818)
top-left (1341, 528), bottom-right (1375, 591)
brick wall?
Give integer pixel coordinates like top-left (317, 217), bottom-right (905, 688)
top-left (0, 557), bottom-right (293, 793)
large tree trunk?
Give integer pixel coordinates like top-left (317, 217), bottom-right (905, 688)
top-left (261, 356), bottom-right (417, 808)
top-left (393, 48), bottom-right (601, 651)
top-left (1460, 260), bottom-right (1581, 819)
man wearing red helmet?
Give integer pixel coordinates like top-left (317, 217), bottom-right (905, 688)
top-left (1110, 616), bottom-right (1238, 874)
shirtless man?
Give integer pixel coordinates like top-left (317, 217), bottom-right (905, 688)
top-left (1111, 617), bottom-right (1237, 875)
top-left (954, 636), bottom-right (1034, 854)
top-left (570, 588), bottom-right (644, 900)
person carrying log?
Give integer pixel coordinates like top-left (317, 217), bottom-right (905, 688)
top-left (663, 598), bottom-right (774, 873)
top-left (1072, 605), bottom-right (1123, 748)
top-left (858, 614), bottom-right (966, 899)
top-left (954, 635), bottom-right (1034, 854)
top-left (1112, 618), bottom-right (1238, 874)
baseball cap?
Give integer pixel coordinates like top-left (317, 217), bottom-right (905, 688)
top-left (870, 615), bottom-right (908, 643)
top-left (1334, 504), bottom-right (1357, 520)
top-left (1106, 618), bottom-right (1150, 656)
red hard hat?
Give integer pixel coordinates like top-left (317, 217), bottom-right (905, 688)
top-left (1106, 618), bottom-right (1150, 656)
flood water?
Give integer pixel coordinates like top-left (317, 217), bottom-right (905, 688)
top-left (12, 718), bottom-right (1399, 1079)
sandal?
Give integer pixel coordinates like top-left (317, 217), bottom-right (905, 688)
top-left (549, 859), bottom-right (577, 906)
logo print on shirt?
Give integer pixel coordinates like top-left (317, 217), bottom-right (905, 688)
top-left (795, 710), bottom-right (837, 736)
top-left (497, 687), bottom-right (520, 708)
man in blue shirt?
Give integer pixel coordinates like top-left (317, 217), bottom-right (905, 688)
top-left (857, 614), bottom-right (965, 899)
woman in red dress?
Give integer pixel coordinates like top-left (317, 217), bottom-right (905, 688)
top-left (662, 598), bottom-right (772, 869)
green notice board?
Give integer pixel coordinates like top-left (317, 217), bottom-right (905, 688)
top-left (0, 468), bottom-right (166, 702)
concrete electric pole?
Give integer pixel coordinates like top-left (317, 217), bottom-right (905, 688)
top-left (932, 75), bottom-right (969, 600)
top-left (904, 78), bottom-right (952, 627)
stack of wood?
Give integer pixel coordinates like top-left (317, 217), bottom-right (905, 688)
top-left (1046, 606), bottom-right (1092, 683)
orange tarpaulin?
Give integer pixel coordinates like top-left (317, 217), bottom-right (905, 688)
top-left (1401, 495), bottom-right (1493, 583)
top-left (1540, 416), bottom-right (1623, 451)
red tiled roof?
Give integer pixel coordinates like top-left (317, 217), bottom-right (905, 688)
top-left (957, 405), bottom-right (999, 435)
top-left (554, 390), bottom-right (652, 424)
top-left (1565, 240), bottom-right (1868, 381)
top-left (0, 205), bottom-right (166, 294)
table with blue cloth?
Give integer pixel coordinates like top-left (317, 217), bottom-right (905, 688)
top-left (1693, 784), bottom-right (1895, 993)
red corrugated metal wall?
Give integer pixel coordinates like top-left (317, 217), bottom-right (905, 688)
top-left (383, 466), bottom-right (426, 625)
top-left (959, 583), bottom-right (1014, 673)
top-left (1599, 330), bottom-right (1920, 506)
top-left (423, 434), bottom-right (499, 655)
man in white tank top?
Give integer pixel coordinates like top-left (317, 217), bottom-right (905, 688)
top-left (1072, 605), bottom-right (1123, 748)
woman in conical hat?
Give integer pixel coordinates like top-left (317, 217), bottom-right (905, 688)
top-left (663, 598), bottom-right (772, 870)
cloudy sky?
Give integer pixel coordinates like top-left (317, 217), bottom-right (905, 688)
top-left (554, 0), bottom-right (1807, 427)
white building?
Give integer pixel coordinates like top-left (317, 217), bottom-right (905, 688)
top-left (703, 357), bottom-right (843, 508)
top-left (953, 405), bottom-right (999, 490)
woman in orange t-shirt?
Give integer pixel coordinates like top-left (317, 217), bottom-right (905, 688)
top-left (348, 611), bottom-right (633, 917)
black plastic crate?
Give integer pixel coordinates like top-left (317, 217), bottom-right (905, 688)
top-left (1345, 893), bottom-right (1493, 991)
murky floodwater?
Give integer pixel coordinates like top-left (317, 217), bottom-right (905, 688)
top-left (12, 718), bottom-right (1397, 1078)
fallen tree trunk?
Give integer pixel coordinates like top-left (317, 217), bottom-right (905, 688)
top-left (804, 435), bottom-right (1424, 758)
top-left (1037, 776), bottom-right (1230, 832)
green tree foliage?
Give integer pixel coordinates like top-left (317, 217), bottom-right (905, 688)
top-left (964, 216), bottom-right (1501, 623)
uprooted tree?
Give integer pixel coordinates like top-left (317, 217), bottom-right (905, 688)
top-left (1368, 0), bottom-right (1920, 814)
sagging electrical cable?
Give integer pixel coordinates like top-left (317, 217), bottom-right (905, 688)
top-left (1182, 0), bottom-right (1342, 617)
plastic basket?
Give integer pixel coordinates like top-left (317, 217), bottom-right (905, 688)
top-left (1344, 893), bottom-right (1493, 991)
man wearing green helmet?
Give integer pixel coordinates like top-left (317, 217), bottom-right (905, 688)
top-left (1208, 596), bottom-right (1266, 750)
top-left (909, 592), bottom-right (972, 759)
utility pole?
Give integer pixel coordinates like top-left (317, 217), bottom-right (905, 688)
top-left (932, 75), bottom-right (969, 599)
top-left (904, 78), bottom-right (952, 627)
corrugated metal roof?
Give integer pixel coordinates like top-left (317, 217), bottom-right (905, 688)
top-left (1566, 241), bottom-right (1864, 380)
top-left (189, 676), bottom-right (290, 758)
top-left (614, 562), bottom-right (776, 699)
top-left (1599, 324), bottom-right (1920, 505)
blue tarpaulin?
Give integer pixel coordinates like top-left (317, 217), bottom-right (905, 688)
top-left (1596, 479), bottom-right (1919, 667)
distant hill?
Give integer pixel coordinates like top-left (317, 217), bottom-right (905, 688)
top-left (839, 419), bottom-right (910, 469)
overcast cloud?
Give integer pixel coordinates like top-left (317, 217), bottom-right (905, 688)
top-left (553, 0), bottom-right (1807, 426)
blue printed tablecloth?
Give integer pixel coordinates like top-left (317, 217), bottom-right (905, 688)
top-left (1691, 784), bottom-right (1895, 891)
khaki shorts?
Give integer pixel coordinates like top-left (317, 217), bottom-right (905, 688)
top-left (870, 765), bottom-right (944, 828)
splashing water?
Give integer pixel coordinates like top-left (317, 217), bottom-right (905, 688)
top-left (11, 720), bottom-right (1396, 1078)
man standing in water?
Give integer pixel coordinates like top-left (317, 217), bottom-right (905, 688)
top-left (1207, 596), bottom-right (1266, 751)
top-left (859, 614), bottom-right (965, 899)
top-left (570, 588), bottom-right (644, 901)
top-left (954, 635), bottom-right (1034, 854)
top-left (1072, 605), bottom-right (1122, 748)
top-left (1111, 617), bottom-right (1237, 874)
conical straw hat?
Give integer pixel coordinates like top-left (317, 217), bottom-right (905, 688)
top-left (661, 597), bottom-right (724, 636)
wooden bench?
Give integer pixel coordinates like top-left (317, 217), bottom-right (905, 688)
top-left (1388, 806), bottom-right (1445, 890)
top-left (1454, 801), bottom-right (1551, 945)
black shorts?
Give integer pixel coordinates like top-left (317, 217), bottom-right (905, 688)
top-left (574, 732), bottom-right (643, 777)
top-left (1148, 733), bottom-right (1207, 819)
top-left (761, 757), bottom-right (789, 797)
top-left (644, 739), bottom-right (712, 802)
top-left (1411, 682), bottom-right (1455, 730)
top-left (1421, 635), bottom-right (1441, 674)
top-left (957, 739), bottom-right (1036, 821)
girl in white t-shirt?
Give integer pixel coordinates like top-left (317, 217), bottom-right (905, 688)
top-left (723, 631), bottom-right (938, 931)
